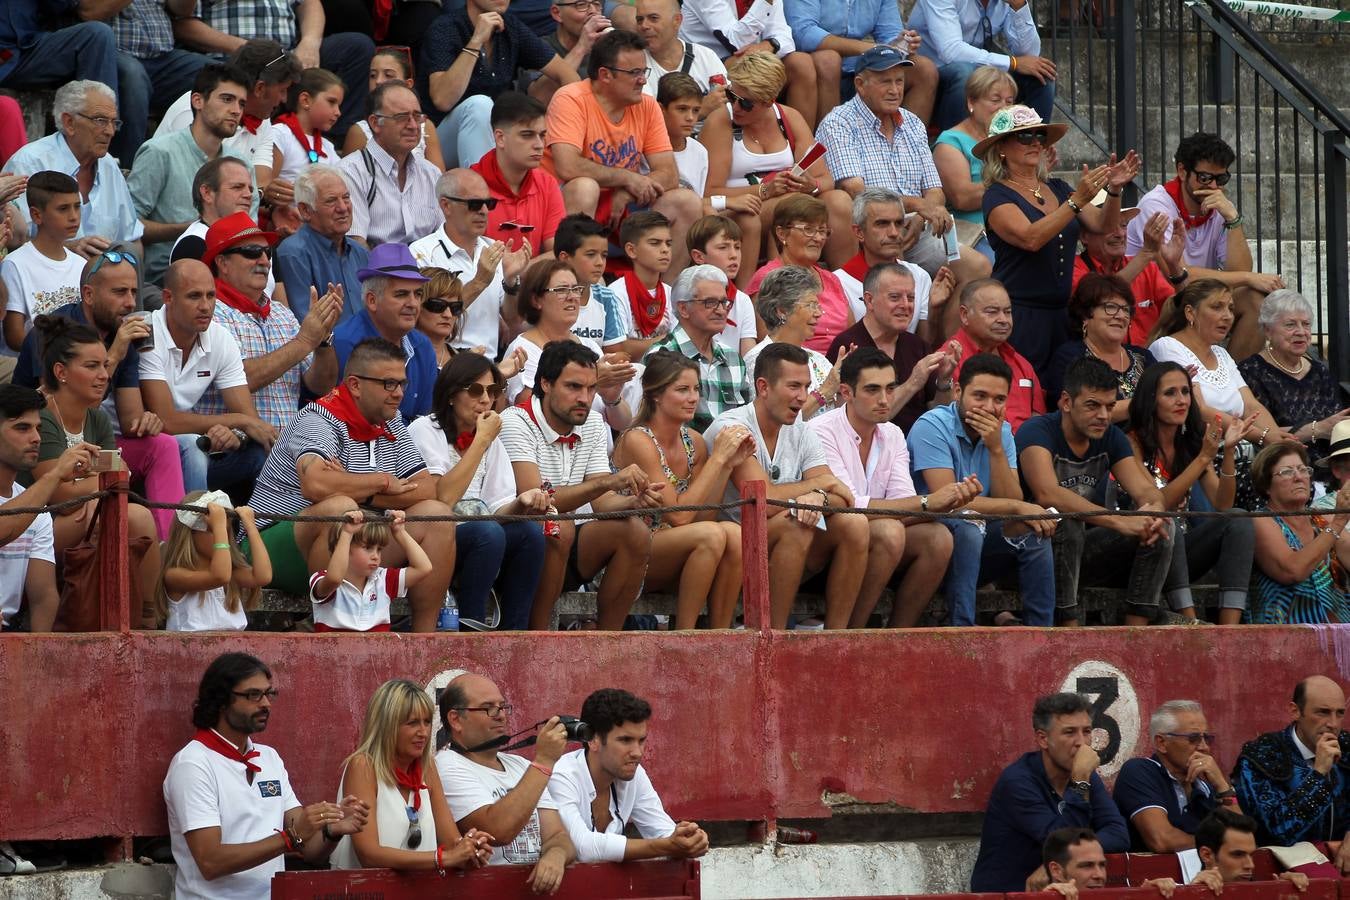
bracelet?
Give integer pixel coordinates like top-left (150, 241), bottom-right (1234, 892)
top-left (276, 828), bottom-right (295, 853)
top-left (212, 542), bottom-right (230, 550)
top-left (529, 761), bottom-right (554, 778)
top-left (1105, 187), bottom-right (1121, 197)
top-left (1065, 197), bottom-right (1083, 215)
top-left (461, 46), bottom-right (481, 58)
top-left (711, 194), bottom-right (727, 212)
top-left (1213, 788), bottom-right (1237, 799)
top-left (935, 378), bottom-right (953, 391)
top-left (811, 487), bottom-right (830, 508)
top-left (435, 844), bottom-right (446, 876)
top-left (1223, 214), bottom-right (1244, 231)
top-left (1009, 55), bottom-right (1018, 72)
top-left (809, 388), bottom-right (829, 407)
top-left (1219, 470), bottom-right (1237, 478)
top-left (1259, 426), bottom-right (1271, 446)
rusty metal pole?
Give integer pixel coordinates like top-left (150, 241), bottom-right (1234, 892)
top-left (740, 480), bottom-right (770, 631)
top-left (97, 469), bottom-right (131, 633)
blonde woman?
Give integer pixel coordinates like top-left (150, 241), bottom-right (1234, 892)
top-left (332, 680), bottom-right (493, 872)
top-left (932, 66), bottom-right (1017, 257)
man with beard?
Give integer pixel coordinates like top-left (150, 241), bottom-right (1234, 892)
top-left (549, 688), bottom-right (709, 862)
top-left (163, 652), bottom-right (368, 899)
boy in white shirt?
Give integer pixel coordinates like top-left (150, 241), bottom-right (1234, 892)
top-left (308, 510), bottom-right (432, 632)
top-left (555, 214), bottom-right (623, 350)
top-left (687, 214), bottom-right (757, 356)
top-left (2, 171), bottom-right (86, 351)
top-left (604, 211), bottom-right (675, 359)
top-left (658, 73), bottom-right (709, 199)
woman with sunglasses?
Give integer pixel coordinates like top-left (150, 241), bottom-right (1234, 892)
top-left (743, 265), bottom-right (846, 421)
top-left (1250, 441), bottom-right (1350, 624)
top-left (702, 52), bottom-right (855, 271)
top-left (343, 47), bottom-right (447, 170)
top-left (979, 104), bottom-right (1139, 372)
top-left (332, 679), bottom-right (493, 871)
top-left (416, 267), bottom-right (526, 381)
top-left (409, 353), bottom-right (547, 630)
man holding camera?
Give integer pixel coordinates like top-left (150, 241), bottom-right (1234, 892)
top-left (435, 673), bottom-right (576, 893)
top-left (549, 688), bottom-right (709, 862)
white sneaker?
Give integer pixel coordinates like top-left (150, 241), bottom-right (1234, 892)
top-left (0, 841), bottom-right (36, 875)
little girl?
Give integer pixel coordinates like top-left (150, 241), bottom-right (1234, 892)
top-left (341, 47), bottom-right (446, 170)
top-left (268, 67), bottom-right (345, 233)
top-left (157, 491), bottom-right (273, 632)
top-left (310, 509), bottom-right (433, 632)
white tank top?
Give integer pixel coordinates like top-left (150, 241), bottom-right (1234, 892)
top-left (330, 763), bottom-right (440, 869)
top-left (727, 103), bottom-right (795, 187)
top-left (165, 586), bottom-right (247, 632)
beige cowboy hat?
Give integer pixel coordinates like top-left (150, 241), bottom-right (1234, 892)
top-left (973, 104), bottom-right (1069, 160)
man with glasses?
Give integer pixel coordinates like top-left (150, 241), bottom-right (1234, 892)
top-left (274, 164), bottom-right (370, 321)
top-left (333, 244), bottom-right (438, 421)
top-left (247, 338), bottom-right (457, 630)
top-left (164, 652), bottom-right (368, 900)
top-left (1075, 202), bottom-right (1186, 347)
top-left (435, 672), bottom-right (575, 892)
top-left (1113, 701), bottom-right (1238, 853)
top-left (1127, 133), bottom-right (1279, 361)
top-left (543, 28), bottom-right (702, 273)
top-left (411, 168), bottom-right (532, 359)
top-left (645, 265), bottom-right (748, 431)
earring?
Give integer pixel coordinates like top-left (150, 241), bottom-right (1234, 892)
top-left (1181, 420), bottom-right (1188, 435)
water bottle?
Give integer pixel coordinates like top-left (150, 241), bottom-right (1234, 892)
top-left (437, 592), bottom-right (459, 631)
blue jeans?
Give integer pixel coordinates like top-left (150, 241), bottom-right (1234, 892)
top-left (176, 434), bottom-right (269, 497)
top-left (113, 49), bottom-right (214, 169)
top-left (435, 94), bottom-right (495, 169)
top-left (320, 33), bottom-right (375, 143)
top-left (934, 61), bottom-right (1056, 131)
top-left (0, 22), bottom-right (118, 91)
top-left (452, 519), bottom-right (545, 630)
top-left (942, 518), bottom-right (1055, 626)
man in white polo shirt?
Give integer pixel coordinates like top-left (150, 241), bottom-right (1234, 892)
top-left (163, 652), bottom-right (368, 900)
top-left (500, 340), bottom-right (657, 630)
top-left (140, 259), bottom-right (276, 497)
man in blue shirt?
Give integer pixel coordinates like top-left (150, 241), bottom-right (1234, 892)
top-left (0, 1), bottom-right (119, 111)
top-left (971, 692), bottom-right (1129, 892)
top-left (908, 351), bottom-right (1055, 626)
top-left (273, 164), bottom-right (369, 322)
top-left (333, 243), bottom-right (437, 422)
top-left (1016, 356), bottom-right (1173, 626)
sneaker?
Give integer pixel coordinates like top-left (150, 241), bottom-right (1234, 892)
top-left (0, 841), bottom-right (36, 875)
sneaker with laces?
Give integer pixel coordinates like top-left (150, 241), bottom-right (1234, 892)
top-left (0, 841), bottom-right (36, 875)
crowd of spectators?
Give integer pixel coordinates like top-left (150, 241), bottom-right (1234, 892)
top-left (0, 0), bottom-right (1339, 637)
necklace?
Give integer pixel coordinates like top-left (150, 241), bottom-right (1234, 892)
top-left (1084, 337), bottom-right (1126, 371)
top-left (1008, 176), bottom-right (1046, 205)
top-left (1264, 348), bottom-right (1307, 377)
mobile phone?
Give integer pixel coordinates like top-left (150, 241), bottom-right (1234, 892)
top-left (88, 449), bottom-right (122, 473)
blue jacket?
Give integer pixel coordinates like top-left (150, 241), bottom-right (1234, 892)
top-left (971, 750), bottom-right (1129, 892)
top-left (332, 312), bottom-right (438, 422)
top-left (1233, 727), bottom-right (1350, 846)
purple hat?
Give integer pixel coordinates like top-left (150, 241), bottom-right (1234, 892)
top-left (356, 242), bottom-right (429, 282)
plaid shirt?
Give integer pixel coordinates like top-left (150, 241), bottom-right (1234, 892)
top-left (646, 325), bottom-right (749, 432)
top-left (111, 0), bottom-right (176, 57)
top-left (198, 298), bottom-right (310, 429)
top-left (196, 0), bottom-right (297, 46)
top-left (818, 96), bottom-right (942, 196)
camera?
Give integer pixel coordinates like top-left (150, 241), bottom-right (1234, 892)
top-left (558, 715), bottom-right (593, 742)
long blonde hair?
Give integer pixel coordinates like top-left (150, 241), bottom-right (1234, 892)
top-left (982, 143), bottom-right (1050, 186)
top-left (344, 679), bottom-right (437, 789)
top-left (153, 490), bottom-right (258, 625)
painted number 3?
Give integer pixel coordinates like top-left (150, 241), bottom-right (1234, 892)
top-left (1059, 660), bottom-right (1140, 779)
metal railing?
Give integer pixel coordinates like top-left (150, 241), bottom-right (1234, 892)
top-left (1032, 0), bottom-right (1350, 379)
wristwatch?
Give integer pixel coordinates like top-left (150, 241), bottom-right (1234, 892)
top-left (1166, 267), bottom-right (1189, 286)
top-left (1068, 780), bottom-right (1091, 800)
top-left (766, 36), bottom-right (781, 53)
top-left (920, 494), bottom-right (929, 512)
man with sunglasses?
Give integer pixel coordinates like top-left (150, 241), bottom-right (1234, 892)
top-left (1113, 701), bottom-right (1237, 853)
top-left (1127, 133), bottom-right (1279, 361)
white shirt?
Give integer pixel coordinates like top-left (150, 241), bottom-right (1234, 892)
top-left (643, 40), bottom-right (728, 96)
top-left (338, 140), bottom-right (443, 248)
top-left (704, 401), bottom-right (828, 520)
top-left (605, 278), bottom-right (675, 344)
top-left (1, 242), bottom-right (84, 323)
top-left (679, 0), bottom-right (796, 58)
top-left (174, 220), bottom-right (277, 297)
top-left (139, 307), bottom-right (249, 413)
top-left (330, 763), bottom-right (440, 869)
top-left (1147, 335), bottom-right (1247, 417)
top-left (154, 92), bottom-right (276, 174)
top-left (714, 286), bottom-right (756, 356)
top-left (548, 747), bottom-right (677, 863)
top-left (572, 290), bottom-right (610, 348)
top-left (435, 748), bottom-right (558, 866)
top-left (833, 259), bottom-right (931, 329)
top-left (409, 229), bottom-right (506, 357)
top-left (500, 396), bottom-right (614, 494)
top-left (309, 566), bottom-right (405, 631)
top-left (270, 127), bottom-right (338, 184)
top-left (672, 139), bottom-right (709, 197)
top-left (408, 416), bottom-right (518, 512)
top-left (1292, 726), bottom-right (1317, 762)
top-left (165, 585), bottom-right (247, 632)
top-left (0, 482), bottom-right (53, 626)
top-left (163, 736), bottom-right (300, 900)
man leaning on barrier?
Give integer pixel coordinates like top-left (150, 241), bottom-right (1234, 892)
top-left (1034, 827), bottom-right (1177, 899)
top-left (1189, 809), bottom-right (1309, 893)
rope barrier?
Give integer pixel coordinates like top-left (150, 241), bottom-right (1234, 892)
top-left (763, 498), bottom-right (1350, 523)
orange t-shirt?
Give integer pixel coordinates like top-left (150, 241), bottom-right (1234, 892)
top-left (542, 80), bottom-right (672, 177)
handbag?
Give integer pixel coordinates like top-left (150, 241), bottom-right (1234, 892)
top-left (57, 498), bottom-right (153, 632)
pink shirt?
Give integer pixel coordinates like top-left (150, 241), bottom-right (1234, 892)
top-left (807, 406), bottom-right (915, 508)
top-left (747, 260), bottom-right (852, 354)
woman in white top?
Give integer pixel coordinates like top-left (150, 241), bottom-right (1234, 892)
top-left (341, 47), bottom-right (446, 171)
top-left (700, 52), bottom-right (855, 270)
top-left (409, 353), bottom-right (548, 631)
top-left (742, 265), bottom-right (846, 420)
top-left (332, 679), bottom-right (492, 872)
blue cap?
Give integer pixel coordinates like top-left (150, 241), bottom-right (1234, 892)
top-left (858, 44), bottom-right (915, 71)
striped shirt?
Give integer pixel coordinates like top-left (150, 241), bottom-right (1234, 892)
top-left (499, 396), bottom-right (612, 492)
top-left (338, 140), bottom-right (443, 248)
top-left (199, 299), bottom-right (308, 429)
top-left (248, 403), bottom-right (428, 530)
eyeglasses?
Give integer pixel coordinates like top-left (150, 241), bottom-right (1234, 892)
top-left (1162, 731), bottom-right (1217, 745)
top-left (786, 224), bottom-right (831, 239)
top-left (603, 64), bottom-right (650, 80)
top-left (261, 51), bottom-right (289, 71)
top-left (725, 88), bottom-right (756, 112)
top-left (1013, 130), bottom-right (1049, 145)
top-left (232, 688), bottom-right (279, 703)
top-left (459, 382), bottom-right (504, 400)
top-left (555, 0), bottom-right (603, 8)
top-left (374, 111), bottom-right (428, 125)
top-left (545, 285), bottom-right (585, 297)
top-left (1190, 169), bottom-right (1232, 186)
top-left (1095, 302), bottom-right (1132, 319)
top-left (76, 112), bottom-right (123, 131)
top-left (693, 297), bottom-right (734, 310)
top-left (499, 221), bottom-right (536, 234)
top-left (422, 296), bottom-right (464, 316)
top-left (1274, 465), bottom-right (1314, 479)
top-left (405, 805), bottom-right (422, 849)
top-left (453, 703), bottom-right (513, 717)
top-left (446, 196), bottom-right (498, 212)
top-left (88, 249), bottom-right (138, 277)
top-left (352, 374), bottom-right (410, 393)
top-left (221, 245), bottom-right (271, 260)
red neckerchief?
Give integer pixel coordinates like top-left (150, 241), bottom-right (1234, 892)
top-left (840, 252), bottom-right (871, 283)
top-left (214, 277), bottom-right (270, 320)
top-left (517, 396), bottom-right (580, 447)
top-left (394, 759), bottom-right (426, 811)
top-left (725, 282), bottom-right (739, 327)
top-left (734, 0), bottom-right (752, 16)
top-left (193, 728), bottom-right (261, 780)
top-left (240, 113), bottom-right (263, 134)
top-left (315, 383), bottom-right (397, 443)
top-left (623, 272), bottom-right (666, 337)
top-left (454, 431), bottom-right (475, 451)
top-left (1079, 249), bottom-right (1125, 275)
top-left (1164, 177), bottom-right (1212, 230)
top-left (274, 112), bottom-right (326, 160)
top-left (472, 149), bottom-right (522, 200)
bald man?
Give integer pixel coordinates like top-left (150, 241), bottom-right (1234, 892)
top-left (434, 674), bottom-right (576, 893)
top-left (139, 258), bottom-right (277, 495)
top-left (409, 168), bottom-right (534, 358)
top-left (635, 0), bottom-right (727, 118)
top-left (1233, 676), bottom-right (1350, 864)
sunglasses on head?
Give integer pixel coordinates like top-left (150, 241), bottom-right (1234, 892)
top-left (459, 382), bottom-right (503, 400)
top-left (88, 249), bottom-right (138, 277)
top-left (447, 196), bottom-right (498, 212)
top-left (222, 245), bottom-right (272, 260)
top-left (422, 296), bottom-right (464, 315)
top-left (1013, 130), bottom-right (1049, 145)
top-left (725, 88), bottom-right (756, 112)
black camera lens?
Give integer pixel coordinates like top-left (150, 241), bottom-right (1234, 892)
top-left (558, 715), bottom-right (593, 742)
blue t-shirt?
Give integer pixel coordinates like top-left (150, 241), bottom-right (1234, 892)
top-left (1014, 411), bottom-right (1133, 508)
top-left (908, 401), bottom-right (1018, 496)
top-left (15, 301), bottom-right (140, 395)
top-left (1113, 754), bottom-right (1218, 852)
top-left (331, 312), bottom-right (438, 422)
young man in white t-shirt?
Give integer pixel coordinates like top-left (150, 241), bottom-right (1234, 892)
top-left (555, 214), bottom-right (623, 349)
top-left (435, 673), bottom-right (575, 894)
top-left (163, 653), bottom-right (368, 900)
top-left (2, 171), bottom-right (86, 352)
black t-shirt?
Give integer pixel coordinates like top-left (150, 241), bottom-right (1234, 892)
top-left (1014, 411), bottom-right (1133, 508)
top-left (420, 9), bottom-right (556, 116)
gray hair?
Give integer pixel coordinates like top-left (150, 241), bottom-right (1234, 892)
top-left (756, 265), bottom-right (818, 331)
top-left (1258, 288), bottom-right (1314, 332)
top-left (1149, 699), bottom-right (1204, 741)
top-left (851, 187), bottom-right (905, 227)
top-left (361, 275), bottom-right (390, 302)
top-left (54, 80), bottom-right (117, 128)
top-left (862, 261), bottom-right (915, 297)
top-left (435, 168), bottom-right (480, 201)
top-left (672, 264), bottom-right (728, 305)
top-left (294, 163), bottom-right (347, 209)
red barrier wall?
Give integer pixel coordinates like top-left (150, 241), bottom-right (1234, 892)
top-left (271, 860), bottom-right (700, 899)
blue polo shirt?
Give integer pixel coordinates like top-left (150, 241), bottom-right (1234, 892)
top-left (272, 224), bottom-right (370, 322)
top-left (1113, 753), bottom-right (1217, 851)
top-left (907, 401), bottom-right (1018, 495)
top-left (331, 311), bottom-right (437, 421)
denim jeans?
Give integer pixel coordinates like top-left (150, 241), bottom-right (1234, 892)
top-left (1162, 512), bottom-right (1255, 611)
top-left (934, 61), bottom-right (1056, 131)
top-left (942, 518), bottom-right (1056, 626)
top-left (1053, 519), bottom-right (1176, 621)
top-left (176, 434), bottom-right (268, 500)
top-left (113, 49), bottom-right (214, 168)
top-left (453, 519), bottom-right (546, 630)
top-left (434, 94), bottom-right (495, 169)
top-left (0, 23), bottom-right (119, 93)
